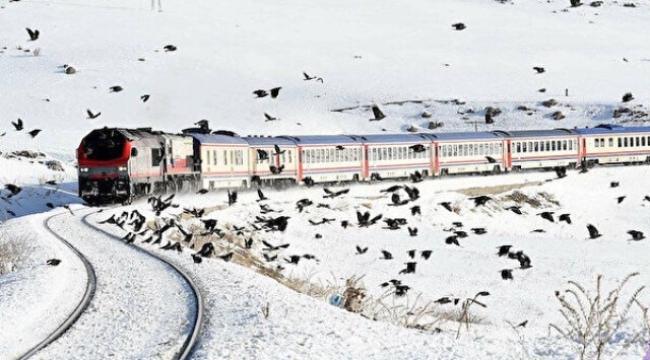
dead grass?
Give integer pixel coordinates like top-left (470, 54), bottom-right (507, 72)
top-left (458, 182), bottom-right (544, 197)
top-left (502, 191), bottom-right (560, 208)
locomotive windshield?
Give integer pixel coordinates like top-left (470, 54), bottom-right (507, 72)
top-left (82, 129), bottom-right (125, 160)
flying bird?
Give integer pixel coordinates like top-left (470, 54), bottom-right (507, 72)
top-left (26, 28), bottom-right (39, 41)
top-left (163, 44), bottom-right (177, 52)
top-left (109, 86), bottom-right (123, 93)
top-left (469, 196), bottom-right (492, 207)
top-left (538, 212), bottom-right (555, 223)
top-left (628, 230), bottom-right (645, 241)
top-left (264, 113), bottom-right (278, 122)
top-left (86, 109), bottom-right (101, 119)
top-left (257, 149), bottom-right (269, 161)
top-left (369, 105), bottom-right (386, 121)
top-left (497, 245), bottom-right (512, 257)
top-left (140, 94), bottom-right (150, 102)
top-left (270, 87), bottom-right (282, 99)
top-left (46, 259), bottom-right (61, 266)
top-left (409, 144), bottom-right (426, 153)
top-left (451, 23), bottom-right (466, 30)
top-left (356, 245), bottom-right (368, 255)
top-left (12, 118), bottom-right (23, 131)
top-left (501, 269), bottom-right (514, 280)
top-left (421, 250), bottom-right (433, 260)
top-left (408, 227), bottom-right (418, 237)
top-left (28, 129), bottom-right (41, 138)
top-left (445, 236), bottom-right (460, 246)
top-left (532, 66), bottom-right (545, 74)
top-left (506, 206), bottom-right (523, 215)
top-left (559, 214), bottom-right (571, 224)
top-left (587, 224), bottom-right (602, 239)
top-left (439, 202), bottom-right (453, 212)
top-left (485, 156), bottom-right (497, 163)
top-left (616, 196), bottom-right (626, 204)
top-left (381, 185), bottom-right (403, 193)
top-left (471, 228), bottom-right (487, 235)
top-left (253, 89), bottom-right (268, 98)
top-left (257, 189), bottom-right (268, 202)
top-left (380, 250), bottom-right (393, 260)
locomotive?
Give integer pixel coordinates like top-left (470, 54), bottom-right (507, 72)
top-left (77, 123), bottom-right (650, 204)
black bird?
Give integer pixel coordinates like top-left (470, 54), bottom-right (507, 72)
top-left (141, 94), bottom-right (150, 102)
top-left (533, 66), bottom-right (545, 74)
top-left (407, 249), bottom-right (416, 259)
top-left (191, 254), bottom-right (202, 264)
top-left (410, 205), bottom-right (421, 216)
top-left (559, 214), bottom-right (571, 224)
top-left (109, 86), bottom-right (123, 93)
top-left (296, 198), bottom-right (313, 212)
top-left (497, 245), bottom-right (512, 257)
top-left (408, 227), bottom-right (418, 237)
top-left (336, 145), bottom-right (345, 151)
top-left (587, 224), bottom-right (602, 239)
top-left (434, 297), bottom-right (453, 305)
top-left (198, 243), bottom-right (215, 257)
top-left (501, 269), bottom-right (514, 280)
top-left (383, 218), bottom-right (403, 230)
top-left (439, 202), bottom-right (453, 212)
top-left (264, 113), bottom-right (278, 122)
top-left (610, 181), bottom-right (619, 188)
top-left (11, 118), bottom-right (23, 131)
top-left (253, 89), bottom-right (268, 98)
top-left (4, 184), bottom-right (22, 197)
top-left (421, 250), bottom-right (433, 260)
top-left (409, 144), bottom-right (426, 153)
top-left (390, 193), bottom-right (409, 206)
top-left (197, 189), bottom-right (209, 195)
top-left (380, 250), bottom-right (393, 260)
top-left (257, 149), bottom-right (269, 161)
top-left (410, 171), bottom-right (423, 183)
top-left (399, 262), bottom-right (417, 275)
top-left (369, 105), bottom-right (386, 121)
top-left (445, 236), bottom-right (460, 246)
top-left (244, 238), bottom-right (253, 249)
top-left (86, 109), bottom-right (101, 119)
top-left (506, 206), bottom-right (523, 215)
top-left (263, 253), bottom-right (278, 262)
top-left (644, 195), bottom-right (650, 202)
top-left (28, 129), bottom-right (41, 138)
top-left (45, 180), bottom-right (58, 186)
top-left (356, 245), bottom-right (368, 255)
top-left (26, 28), bottom-right (39, 41)
top-left (341, 220), bottom-right (349, 229)
top-left (261, 240), bottom-right (290, 252)
top-left (451, 23), bottom-right (466, 30)
top-left (380, 185), bottom-right (403, 193)
top-left (46, 259), bottom-right (61, 266)
top-left (469, 196), bottom-right (492, 207)
top-left (257, 188), bottom-right (268, 201)
top-left (404, 186), bottom-right (420, 201)
top-left (471, 228), bottom-right (487, 235)
top-left (273, 145), bottom-right (285, 156)
top-left (302, 177), bottom-right (315, 187)
top-left (46, 202), bottom-right (55, 209)
top-left (303, 72), bottom-right (317, 80)
top-left (538, 212), bottom-right (555, 223)
top-left (270, 87), bottom-right (282, 99)
top-left (517, 320), bottom-right (528, 328)
top-left (228, 190), bottom-right (238, 205)
top-left (269, 164), bottom-right (285, 174)
top-left (616, 196), bottom-right (626, 204)
top-left (395, 285), bottom-right (410, 296)
top-left (531, 229), bottom-right (546, 233)
top-left (163, 45), bottom-right (177, 52)
top-left (357, 211), bottom-right (382, 227)
top-left (285, 255), bottom-right (301, 264)
top-left (323, 187), bottom-right (349, 199)
top-left (628, 230), bottom-right (645, 241)
top-left (454, 230), bottom-right (468, 238)
top-left (516, 252), bottom-right (532, 269)
top-left (485, 156), bottom-right (497, 163)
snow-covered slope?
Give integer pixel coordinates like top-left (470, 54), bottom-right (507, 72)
top-left (1, 0), bottom-right (649, 154)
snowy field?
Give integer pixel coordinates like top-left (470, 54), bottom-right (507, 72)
top-left (1, 0), bottom-right (650, 358)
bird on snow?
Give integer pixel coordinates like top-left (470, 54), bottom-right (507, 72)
top-left (439, 202), bottom-right (453, 212)
top-left (538, 211), bottom-right (555, 223)
top-left (380, 250), bottom-right (393, 260)
top-left (445, 235), bottom-right (460, 246)
top-left (163, 45), bottom-right (177, 52)
top-left (451, 23), bottom-right (466, 31)
top-left (469, 195), bottom-right (492, 207)
top-left (532, 66), bottom-right (545, 74)
top-left (46, 259), bottom-right (61, 266)
top-left (628, 230), bottom-right (645, 241)
top-left (497, 245), bottom-right (512, 257)
top-left (559, 214), bottom-right (572, 224)
top-left (270, 87), bottom-right (282, 99)
top-left (410, 205), bottom-right (421, 216)
top-left (471, 228), bottom-right (487, 235)
top-left (501, 269), bottom-right (514, 280)
top-left (610, 181), bottom-right (619, 188)
top-left (506, 206), bottom-right (523, 215)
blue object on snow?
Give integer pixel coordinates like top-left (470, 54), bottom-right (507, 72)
top-left (328, 294), bottom-right (343, 307)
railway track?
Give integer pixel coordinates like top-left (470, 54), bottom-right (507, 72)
top-left (20, 210), bottom-right (204, 360)
top-left (17, 212), bottom-right (98, 360)
top-left (81, 211), bottom-right (204, 360)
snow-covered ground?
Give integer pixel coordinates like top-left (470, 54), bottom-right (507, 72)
top-left (1, 0), bottom-right (650, 358)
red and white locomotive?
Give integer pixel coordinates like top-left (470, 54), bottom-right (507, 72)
top-left (77, 124), bottom-right (650, 203)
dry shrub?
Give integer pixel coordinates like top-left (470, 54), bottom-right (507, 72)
top-left (503, 191), bottom-right (542, 208)
top-left (0, 238), bottom-right (27, 274)
top-left (550, 273), bottom-right (649, 360)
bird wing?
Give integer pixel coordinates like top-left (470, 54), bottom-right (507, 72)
top-left (264, 113), bottom-right (273, 120)
top-left (258, 189), bottom-right (265, 200)
top-left (372, 106), bottom-right (385, 119)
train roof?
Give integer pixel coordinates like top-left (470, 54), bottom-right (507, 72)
top-left (242, 136), bottom-right (297, 146)
top-left (573, 124), bottom-right (650, 135)
top-left (278, 135), bottom-right (366, 145)
top-left (493, 129), bottom-right (577, 138)
top-left (425, 131), bottom-right (504, 141)
top-left (189, 133), bottom-right (248, 145)
top-left (358, 133), bottom-right (434, 144)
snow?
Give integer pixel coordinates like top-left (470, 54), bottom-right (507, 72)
top-left (1, 0), bottom-right (650, 358)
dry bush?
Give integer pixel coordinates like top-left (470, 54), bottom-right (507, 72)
top-left (0, 238), bottom-right (27, 275)
top-left (503, 191), bottom-right (542, 208)
top-left (550, 273), bottom-right (649, 360)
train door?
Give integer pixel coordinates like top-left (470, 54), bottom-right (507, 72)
top-left (363, 145), bottom-right (370, 180)
top-left (432, 142), bottom-right (439, 176)
top-left (505, 139), bottom-right (512, 170)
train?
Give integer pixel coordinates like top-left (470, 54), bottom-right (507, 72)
top-left (77, 123), bottom-right (650, 204)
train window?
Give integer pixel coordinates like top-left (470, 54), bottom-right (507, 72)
top-left (516, 142), bottom-right (521, 153)
top-left (608, 138), bottom-right (613, 147)
top-left (210, 181), bottom-right (214, 189)
top-left (648, 136), bottom-right (650, 146)
top-left (451, 145), bottom-right (457, 157)
top-left (381, 148), bottom-right (387, 160)
top-left (387, 147), bottom-right (392, 160)
top-left (521, 142), bottom-right (527, 152)
top-left (206, 150), bottom-right (211, 166)
top-left (599, 139), bottom-right (604, 148)
top-left (552, 141), bottom-right (556, 151)
top-left (618, 138), bottom-right (622, 148)
top-left (221, 150), bottom-right (226, 165)
top-left (624, 138), bottom-right (628, 147)
top-left (643, 137), bottom-right (647, 147)
top-left (636, 137), bottom-right (640, 147)
top-left (212, 150), bottom-right (217, 165)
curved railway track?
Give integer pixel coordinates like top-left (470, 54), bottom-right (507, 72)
top-left (19, 210), bottom-right (204, 360)
top-left (81, 211), bottom-right (204, 360)
top-left (17, 212), bottom-right (98, 360)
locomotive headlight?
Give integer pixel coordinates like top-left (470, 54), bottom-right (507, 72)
top-left (80, 167), bottom-right (89, 173)
top-left (118, 166), bottom-right (127, 171)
